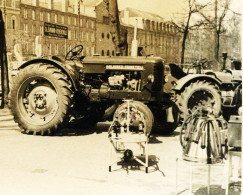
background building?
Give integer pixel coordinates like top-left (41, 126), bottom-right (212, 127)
top-left (120, 8), bottom-right (181, 63)
top-left (0, 0), bottom-right (182, 63)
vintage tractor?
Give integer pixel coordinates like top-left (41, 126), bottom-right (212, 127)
top-left (168, 58), bottom-right (242, 122)
top-left (9, 45), bottom-right (180, 135)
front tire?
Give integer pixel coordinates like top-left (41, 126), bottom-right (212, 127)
top-left (10, 64), bottom-right (73, 135)
top-left (114, 101), bottom-right (154, 136)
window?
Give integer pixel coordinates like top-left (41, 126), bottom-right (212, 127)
top-left (80, 19), bottom-right (82, 27)
top-left (12, 0), bottom-right (15, 8)
top-left (32, 10), bottom-right (35, 20)
top-left (49, 43), bottom-right (52, 55)
top-left (24, 43), bottom-right (28, 54)
top-left (91, 21), bottom-right (94, 29)
top-left (40, 25), bottom-right (43, 36)
top-left (54, 14), bottom-right (57, 23)
top-left (101, 50), bottom-right (104, 56)
top-left (107, 33), bottom-right (110, 39)
top-left (83, 19), bottom-right (86, 27)
top-left (74, 17), bottom-right (77, 26)
top-left (40, 12), bottom-right (43, 21)
top-left (107, 50), bottom-right (110, 56)
top-left (101, 33), bottom-right (104, 39)
top-left (55, 44), bottom-right (58, 55)
top-left (91, 33), bottom-right (95, 42)
top-left (24, 23), bottom-right (28, 32)
top-left (11, 16), bottom-right (16, 29)
top-left (103, 16), bottom-right (109, 24)
top-left (24, 9), bottom-right (27, 19)
top-left (86, 32), bottom-right (89, 41)
top-left (32, 25), bottom-right (35, 35)
top-left (47, 13), bottom-right (50, 22)
top-left (61, 16), bottom-right (64, 24)
top-left (68, 30), bottom-right (71, 39)
top-left (68, 16), bottom-right (71, 25)
top-left (32, 42), bottom-right (35, 54)
top-left (112, 50), bottom-right (115, 56)
top-left (81, 32), bottom-right (84, 41)
top-left (74, 30), bottom-right (77, 39)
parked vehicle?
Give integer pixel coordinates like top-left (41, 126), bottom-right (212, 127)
top-left (169, 58), bottom-right (242, 121)
top-left (9, 45), bottom-right (180, 135)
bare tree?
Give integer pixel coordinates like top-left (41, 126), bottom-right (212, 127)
top-left (172, 0), bottom-right (208, 64)
top-left (199, 0), bottom-right (231, 61)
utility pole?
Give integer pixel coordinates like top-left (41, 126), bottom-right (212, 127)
top-left (214, 0), bottom-right (218, 61)
top-left (78, 0), bottom-right (83, 43)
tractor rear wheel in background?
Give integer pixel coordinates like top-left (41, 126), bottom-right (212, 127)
top-left (149, 99), bottom-right (180, 135)
top-left (10, 64), bottom-right (73, 135)
top-left (176, 80), bottom-right (221, 120)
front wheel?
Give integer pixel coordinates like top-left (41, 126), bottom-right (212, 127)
top-left (114, 101), bottom-right (154, 136)
top-left (10, 64), bottom-right (73, 135)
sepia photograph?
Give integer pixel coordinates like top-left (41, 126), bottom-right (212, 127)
top-left (0, 0), bottom-right (242, 194)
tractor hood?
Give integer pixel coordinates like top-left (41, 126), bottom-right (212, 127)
top-left (213, 70), bottom-right (242, 82)
top-left (82, 56), bottom-right (163, 65)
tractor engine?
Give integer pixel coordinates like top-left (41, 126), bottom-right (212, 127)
top-left (81, 56), bottom-right (163, 102)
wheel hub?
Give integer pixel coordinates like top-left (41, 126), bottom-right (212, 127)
top-left (28, 86), bottom-right (57, 116)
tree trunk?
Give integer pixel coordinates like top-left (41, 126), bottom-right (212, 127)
top-left (216, 31), bottom-right (220, 61)
top-left (0, 10), bottom-right (9, 108)
top-left (181, 32), bottom-right (187, 64)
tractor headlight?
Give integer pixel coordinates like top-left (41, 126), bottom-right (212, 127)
top-left (148, 74), bottom-right (154, 83)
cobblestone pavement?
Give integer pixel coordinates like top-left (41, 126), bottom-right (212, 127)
top-left (0, 118), bottom-right (241, 195)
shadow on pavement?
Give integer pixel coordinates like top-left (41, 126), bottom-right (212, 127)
top-left (193, 184), bottom-right (241, 195)
top-left (112, 155), bottom-right (165, 175)
top-left (154, 130), bottom-right (180, 137)
top-left (148, 136), bottom-right (163, 144)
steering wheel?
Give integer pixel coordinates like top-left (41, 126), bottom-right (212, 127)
top-left (65, 45), bottom-right (83, 61)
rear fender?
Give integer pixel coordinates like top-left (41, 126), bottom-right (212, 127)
top-left (174, 74), bottom-right (222, 92)
top-left (19, 58), bottom-right (80, 91)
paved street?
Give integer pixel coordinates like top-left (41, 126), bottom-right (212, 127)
top-left (0, 116), bottom-right (241, 195)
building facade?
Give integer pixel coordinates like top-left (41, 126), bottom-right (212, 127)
top-left (120, 8), bottom-right (181, 63)
top-left (1, 0), bottom-right (181, 64)
top-left (1, 0), bottom-right (96, 60)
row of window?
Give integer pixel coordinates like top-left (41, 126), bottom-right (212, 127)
top-left (22, 22), bottom-right (95, 42)
top-left (23, 42), bottom-right (95, 56)
top-left (23, 8), bottom-right (95, 28)
top-left (101, 33), bottom-right (110, 39)
top-left (68, 30), bottom-right (95, 42)
top-left (101, 50), bottom-right (115, 56)
top-left (0, 0), bottom-right (15, 7)
top-left (143, 19), bottom-right (177, 33)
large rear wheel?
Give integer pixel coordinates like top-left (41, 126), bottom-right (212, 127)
top-left (10, 64), bottom-right (73, 135)
top-left (176, 80), bottom-right (221, 120)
